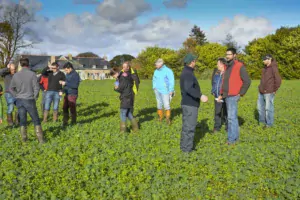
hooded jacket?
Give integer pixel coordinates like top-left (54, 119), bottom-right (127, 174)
top-left (258, 60), bottom-right (281, 94)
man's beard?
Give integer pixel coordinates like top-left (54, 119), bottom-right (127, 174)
top-left (226, 58), bottom-right (234, 63)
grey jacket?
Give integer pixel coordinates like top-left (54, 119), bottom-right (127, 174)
top-left (10, 67), bottom-right (39, 100)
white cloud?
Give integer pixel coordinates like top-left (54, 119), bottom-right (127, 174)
top-left (207, 15), bottom-right (274, 46)
top-left (96, 0), bottom-right (151, 23)
top-left (28, 14), bottom-right (274, 59)
top-left (27, 13), bottom-right (192, 59)
top-left (2, 1), bottom-right (275, 59)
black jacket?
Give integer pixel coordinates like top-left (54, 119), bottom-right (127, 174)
top-left (180, 66), bottom-right (202, 108)
top-left (115, 73), bottom-right (134, 109)
top-left (120, 68), bottom-right (140, 91)
top-left (42, 67), bottom-right (66, 92)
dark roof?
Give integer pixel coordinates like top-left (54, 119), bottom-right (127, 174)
top-left (74, 57), bottom-right (111, 69)
top-left (56, 60), bottom-right (84, 70)
top-left (22, 55), bottom-right (50, 71)
top-left (20, 55), bottom-right (110, 71)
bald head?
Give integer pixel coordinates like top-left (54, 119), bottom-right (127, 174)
top-left (8, 63), bottom-right (16, 74)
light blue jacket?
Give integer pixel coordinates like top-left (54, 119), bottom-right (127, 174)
top-left (152, 65), bottom-right (175, 94)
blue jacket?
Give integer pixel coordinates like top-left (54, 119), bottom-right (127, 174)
top-left (211, 69), bottom-right (224, 98)
top-left (64, 70), bottom-right (80, 95)
top-left (152, 65), bottom-right (175, 94)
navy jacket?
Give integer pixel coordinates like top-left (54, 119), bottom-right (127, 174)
top-left (211, 69), bottom-right (224, 98)
top-left (64, 70), bottom-right (80, 95)
top-left (180, 66), bottom-right (202, 108)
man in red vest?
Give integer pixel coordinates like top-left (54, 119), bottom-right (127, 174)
top-left (218, 48), bottom-right (251, 145)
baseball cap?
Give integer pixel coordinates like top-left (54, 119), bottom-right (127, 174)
top-left (184, 53), bottom-right (197, 64)
top-left (263, 54), bottom-right (273, 60)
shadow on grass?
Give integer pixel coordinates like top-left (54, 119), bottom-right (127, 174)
top-left (194, 118), bottom-right (209, 148)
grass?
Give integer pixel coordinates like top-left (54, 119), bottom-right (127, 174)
top-left (0, 80), bottom-right (299, 199)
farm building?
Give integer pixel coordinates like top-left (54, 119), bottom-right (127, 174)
top-left (18, 54), bottom-right (112, 80)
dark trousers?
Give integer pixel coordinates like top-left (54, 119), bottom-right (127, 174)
top-left (180, 105), bottom-right (198, 152)
top-left (132, 94), bottom-right (135, 115)
top-left (63, 95), bottom-right (77, 122)
top-left (40, 90), bottom-right (46, 112)
top-left (16, 98), bottom-right (41, 126)
top-left (214, 100), bottom-right (227, 131)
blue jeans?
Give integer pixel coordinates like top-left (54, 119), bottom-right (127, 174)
top-left (154, 90), bottom-right (170, 110)
top-left (257, 93), bottom-right (275, 127)
top-left (44, 91), bottom-right (60, 111)
top-left (120, 108), bottom-right (134, 122)
top-left (16, 99), bottom-right (41, 126)
top-left (5, 93), bottom-right (15, 114)
top-left (225, 95), bottom-right (240, 144)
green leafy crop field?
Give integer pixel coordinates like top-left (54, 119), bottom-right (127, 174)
top-left (0, 80), bottom-right (299, 199)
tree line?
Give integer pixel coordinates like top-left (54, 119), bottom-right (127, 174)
top-left (129, 25), bottom-right (300, 80)
top-left (1, 3), bottom-right (299, 80)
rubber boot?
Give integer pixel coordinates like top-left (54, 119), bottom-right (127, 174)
top-left (165, 110), bottom-right (171, 125)
top-left (120, 122), bottom-right (126, 133)
top-left (131, 118), bottom-right (139, 132)
top-left (63, 112), bottom-right (69, 126)
top-left (43, 110), bottom-right (49, 123)
top-left (157, 109), bottom-right (164, 122)
top-left (35, 125), bottom-right (45, 143)
top-left (14, 111), bottom-right (19, 126)
top-left (53, 111), bottom-right (58, 122)
top-left (20, 126), bottom-right (28, 142)
top-left (7, 114), bottom-right (13, 126)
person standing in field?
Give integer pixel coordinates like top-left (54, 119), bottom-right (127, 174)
top-left (211, 58), bottom-right (227, 133)
top-left (180, 53), bottom-right (208, 152)
top-left (257, 54), bottom-right (282, 128)
top-left (218, 48), bottom-right (251, 145)
top-left (152, 58), bottom-right (175, 125)
top-left (38, 73), bottom-right (48, 114)
top-left (121, 61), bottom-right (140, 94)
top-left (110, 68), bottom-right (139, 133)
top-left (42, 62), bottom-right (66, 122)
top-left (121, 61), bottom-right (140, 115)
top-left (0, 84), bottom-right (3, 124)
top-left (9, 58), bottom-right (45, 143)
top-left (59, 62), bottom-right (80, 126)
top-left (0, 63), bottom-right (19, 126)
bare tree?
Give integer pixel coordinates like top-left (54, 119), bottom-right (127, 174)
top-left (0, 3), bottom-right (34, 68)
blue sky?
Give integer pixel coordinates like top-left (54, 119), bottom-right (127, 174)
top-left (4, 0), bottom-right (300, 58)
top-left (36, 0), bottom-right (300, 29)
